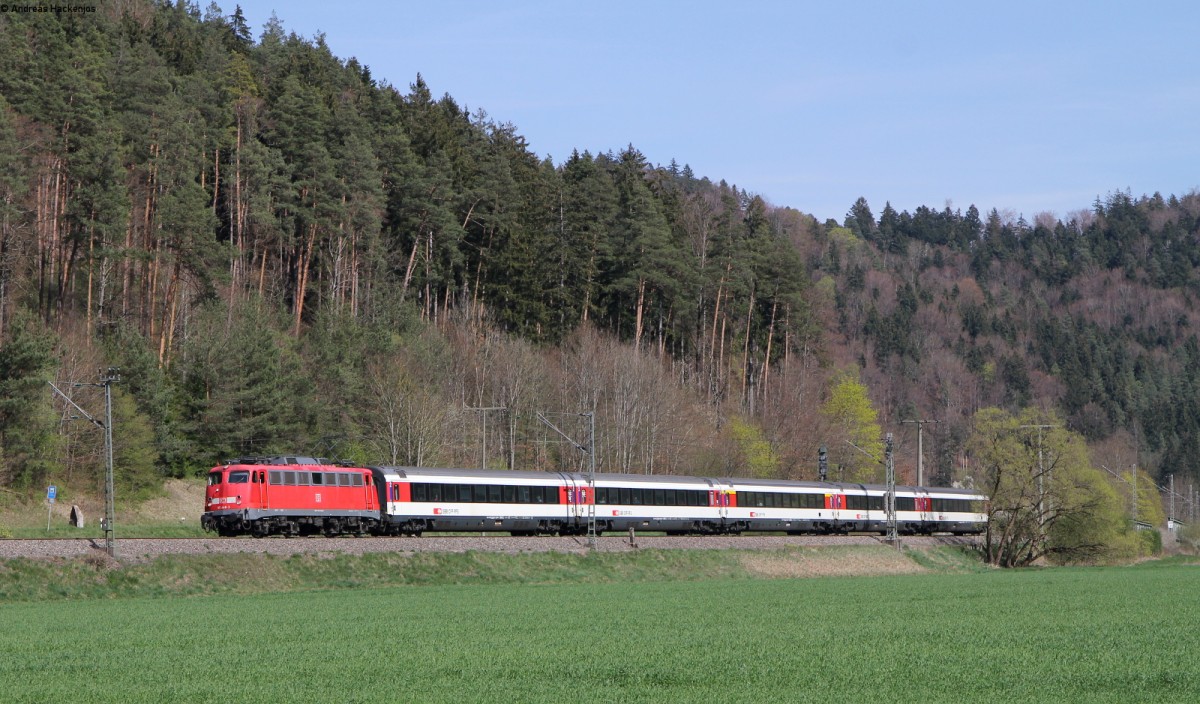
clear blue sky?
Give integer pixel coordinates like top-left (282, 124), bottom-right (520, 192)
top-left (226, 0), bottom-right (1199, 223)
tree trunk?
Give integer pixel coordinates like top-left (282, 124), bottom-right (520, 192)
top-left (740, 283), bottom-right (755, 409)
top-left (709, 280), bottom-right (724, 387)
top-left (294, 223), bottom-right (317, 336)
top-left (231, 114), bottom-right (244, 303)
top-left (399, 229), bottom-right (421, 305)
top-left (783, 305), bottom-right (791, 378)
top-left (762, 297), bottom-right (778, 409)
top-left (634, 278), bottom-right (646, 349)
top-left (158, 260), bottom-right (181, 363)
top-left (717, 313), bottom-right (727, 395)
top-left (85, 218), bottom-right (95, 334)
top-left (211, 147), bottom-right (220, 214)
top-left (146, 239), bottom-right (161, 341)
top-left (257, 242), bottom-right (268, 297)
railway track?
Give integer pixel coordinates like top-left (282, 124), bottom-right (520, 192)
top-left (0, 534), bottom-right (980, 562)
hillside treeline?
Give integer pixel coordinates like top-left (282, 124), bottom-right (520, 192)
top-left (0, 3), bottom-right (1197, 521)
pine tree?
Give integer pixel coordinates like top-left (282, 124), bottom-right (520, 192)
top-left (109, 387), bottom-right (162, 499)
top-left (329, 97), bottom-right (384, 317)
top-left (560, 150), bottom-right (619, 328)
top-left (229, 5), bottom-right (254, 48)
top-left (266, 74), bottom-right (344, 334)
top-left (605, 146), bottom-right (689, 350)
top-left (0, 312), bottom-right (61, 488)
top-left (178, 300), bottom-right (308, 462)
top-left (0, 95), bottom-right (29, 338)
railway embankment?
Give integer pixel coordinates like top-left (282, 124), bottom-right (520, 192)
top-left (0, 540), bottom-right (989, 603)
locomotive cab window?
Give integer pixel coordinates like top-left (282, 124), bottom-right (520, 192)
top-left (207, 472), bottom-right (222, 486)
top-left (228, 471), bottom-right (250, 484)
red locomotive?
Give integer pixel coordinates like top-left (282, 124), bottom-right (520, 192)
top-left (202, 456), bottom-right (380, 537)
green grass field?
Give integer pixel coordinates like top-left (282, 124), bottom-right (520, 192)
top-left (1, 558), bottom-right (1195, 703)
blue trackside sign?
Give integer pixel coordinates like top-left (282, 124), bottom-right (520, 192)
top-left (47, 485), bottom-right (57, 502)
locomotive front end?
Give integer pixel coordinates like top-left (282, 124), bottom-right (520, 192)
top-left (201, 466), bottom-right (254, 535)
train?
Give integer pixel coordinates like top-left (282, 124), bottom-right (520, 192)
top-left (201, 456), bottom-right (988, 538)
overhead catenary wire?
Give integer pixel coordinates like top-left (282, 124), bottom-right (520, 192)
top-left (47, 368), bottom-right (120, 557)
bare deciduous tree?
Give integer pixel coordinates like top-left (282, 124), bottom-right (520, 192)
top-left (363, 356), bottom-right (446, 467)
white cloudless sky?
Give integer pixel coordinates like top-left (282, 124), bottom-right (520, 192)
top-left (225, 0), bottom-right (1199, 222)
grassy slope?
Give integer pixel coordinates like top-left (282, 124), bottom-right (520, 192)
top-left (0, 479), bottom-right (209, 539)
top-left (0, 545), bottom-right (982, 602)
